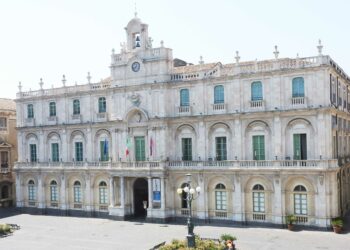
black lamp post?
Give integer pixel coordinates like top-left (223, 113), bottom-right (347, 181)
top-left (177, 173), bottom-right (201, 248)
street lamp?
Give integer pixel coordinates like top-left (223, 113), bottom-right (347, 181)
top-left (176, 173), bottom-right (201, 248)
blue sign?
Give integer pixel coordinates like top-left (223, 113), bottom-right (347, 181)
top-left (153, 191), bottom-right (161, 202)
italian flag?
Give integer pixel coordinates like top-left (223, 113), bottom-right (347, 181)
top-left (126, 137), bottom-right (131, 156)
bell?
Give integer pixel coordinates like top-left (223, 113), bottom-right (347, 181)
top-left (135, 41), bottom-right (141, 47)
top-left (135, 36), bottom-right (140, 41)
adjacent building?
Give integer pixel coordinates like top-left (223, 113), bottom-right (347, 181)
top-left (14, 15), bottom-right (350, 228)
top-left (0, 98), bottom-right (17, 207)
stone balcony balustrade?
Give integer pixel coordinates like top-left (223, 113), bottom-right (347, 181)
top-left (15, 159), bottom-right (338, 171)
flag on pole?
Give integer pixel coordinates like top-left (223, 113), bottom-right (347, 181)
top-left (126, 136), bottom-right (131, 156)
top-left (150, 137), bottom-right (154, 156)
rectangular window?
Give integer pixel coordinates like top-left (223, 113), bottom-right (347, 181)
top-left (135, 136), bottom-right (146, 161)
top-left (50, 186), bottom-right (58, 202)
top-left (182, 138), bottom-right (192, 161)
top-left (98, 97), bottom-right (106, 113)
top-left (75, 142), bottom-right (83, 161)
top-left (51, 143), bottom-right (59, 162)
top-left (253, 135), bottom-right (265, 160)
top-left (74, 187), bottom-right (82, 203)
top-left (28, 186), bottom-right (36, 201)
top-left (73, 100), bottom-right (80, 115)
top-left (253, 192), bottom-right (265, 212)
top-left (100, 140), bottom-right (109, 161)
top-left (180, 89), bottom-right (189, 106)
top-left (49, 102), bottom-right (56, 116)
top-left (30, 144), bottom-right (37, 162)
top-left (215, 137), bottom-right (227, 161)
top-left (294, 193), bottom-right (307, 215)
top-left (293, 134), bottom-right (307, 160)
top-left (99, 188), bottom-right (108, 204)
top-left (27, 104), bottom-right (34, 118)
top-left (215, 191), bottom-right (227, 210)
top-left (0, 118), bottom-right (7, 129)
top-left (1, 151), bottom-right (8, 168)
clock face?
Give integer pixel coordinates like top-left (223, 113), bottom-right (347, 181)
top-left (131, 62), bottom-right (140, 72)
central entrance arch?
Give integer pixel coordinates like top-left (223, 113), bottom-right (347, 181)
top-left (133, 178), bottom-right (148, 218)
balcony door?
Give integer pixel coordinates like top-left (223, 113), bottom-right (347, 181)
top-left (135, 136), bottom-right (146, 161)
top-left (293, 134), bottom-right (307, 160)
top-left (253, 135), bottom-right (265, 160)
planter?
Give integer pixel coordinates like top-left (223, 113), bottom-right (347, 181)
top-left (287, 224), bottom-right (294, 231)
top-left (333, 225), bottom-right (342, 234)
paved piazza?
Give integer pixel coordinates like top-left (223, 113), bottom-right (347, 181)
top-left (0, 213), bottom-right (349, 250)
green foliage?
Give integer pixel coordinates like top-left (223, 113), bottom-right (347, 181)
top-left (159, 236), bottom-right (227, 250)
top-left (331, 217), bottom-right (343, 227)
top-left (220, 234), bottom-right (237, 242)
top-left (0, 224), bottom-right (12, 234)
top-left (286, 215), bottom-right (296, 225)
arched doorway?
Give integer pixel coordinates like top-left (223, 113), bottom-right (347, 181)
top-left (1, 185), bottom-right (9, 199)
top-left (133, 178), bottom-right (148, 218)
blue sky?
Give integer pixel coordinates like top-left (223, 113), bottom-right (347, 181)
top-left (1, 0), bottom-right (349, 99)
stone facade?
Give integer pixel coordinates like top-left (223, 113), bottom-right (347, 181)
top-left (14, 16), bottom-right (350, 228)
top-left (0, 98), bottom-right (17, 207)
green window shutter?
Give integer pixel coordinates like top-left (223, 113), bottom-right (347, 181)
top-left (253, 135), bottom-right (265, 160)
top-left (30, 144), bottom-right (37, 162)
top-left (180, 89), bottom-right (189, 106)
top-left (135, 136), bottom-right (146, 161)
top-left (215, 137), bottom-right (227, 161)
top-left (293, 134), bottom-right (301, 160)
top-left (100, 141), bottom-right (109, 161)
top-left (182, 138), bottom-right (192, 161)
top-left (51, 143), bottom-right (59, 162)
top-left (75, 142), bottom-right (83, 161)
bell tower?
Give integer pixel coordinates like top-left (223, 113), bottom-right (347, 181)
top-left (125, 13), bottom-right (149, 51)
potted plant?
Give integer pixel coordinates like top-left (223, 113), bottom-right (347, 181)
top-left (220, 234), bottom-right (237, 250)
top-left (331, 217), bottom-right (343, 234)
top-left (286, 215), bottom-right (296, 230)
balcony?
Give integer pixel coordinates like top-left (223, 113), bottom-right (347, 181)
top-left (250, 100), bottom-right (264, 109)
top-left (291, 97), bottom-right (306, 106)
top-left (25, 118), bottom-right (35, 126)
top-left (212, 103), bottom-right (226, 113)
top-left (47, 116), bottom-right (58, 125)
top-left (177, 106), bottom-right (191, 115)
top-left (15, 159), bottom-right (338, 171)
top-left (96, 112), bottom-right (108, 122)
top-left (71, 114), bottom-right (82, 122)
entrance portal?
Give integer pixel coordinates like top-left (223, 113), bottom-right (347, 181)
top-left (133, 178), bottom-right (148, 218)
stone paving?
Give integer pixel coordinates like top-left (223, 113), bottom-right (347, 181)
top-left (0, 212), bottom-right (349, 250)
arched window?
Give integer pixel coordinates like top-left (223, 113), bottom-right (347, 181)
top-left (99, 181), bottom-right (108, 204)
top-left (1, 185), bottom-right (9, 199)
top-left (215, 183), bottom-right (226, 211)
top-left (50, 180), bottom-right (58, 202)
top-left (180, 183), bottom-right (189, 209)
top-left (28, 180), bottom-right (36, 201)
top-left (214, 85), bottom-right (224, 104)
top-left (252, 184), bottom-right (265, 213)
top-left (251, 81), bottom-right (263, 101)
top-left (73, 181), bottom-right (82, 203)
top-left (180, 89), bottom-right (189, 107)
top-left (293, 185), bottom-right (307, 215)
top-left (49, 102), bottom-right (56, 116)
top-left (73, 100), bottom-right (80, 115)
top-left (292, 77), bottom-right (304, 98)
top-left (27, 104), bottom-right (34, 118)
top-left (98, 97), bottom-right (106, 113)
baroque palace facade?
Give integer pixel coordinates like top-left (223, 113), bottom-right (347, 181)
top-left (15, 15), bottom-right (350, 228)
top-left (0, 98), bottom-right (17, 207)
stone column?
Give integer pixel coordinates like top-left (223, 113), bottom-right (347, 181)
top-left (60, 174), bottom-right (67, 210)
top-left (148, 177), bottom-right (153, 209)
top-left (232, 175), bottom-right (243, 221)
top-left (109, 177), bottom-right (115, 207)
top-left (15, 173), bottom-right (23, 207)
top-left (234, 119), bottom-right (242, 159)
top-left (160, 177), bottom-right (165, 209)
top-left (37, 175), bottom-right (44, 209)
top-left (120, 176), bottom-right (125, 208)
top-left (85, 174), bottom-right (92, 212)
top-left (196, 174), bottom-right (206, 219)
top-left (272, 175), bottom-right (283, 224)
